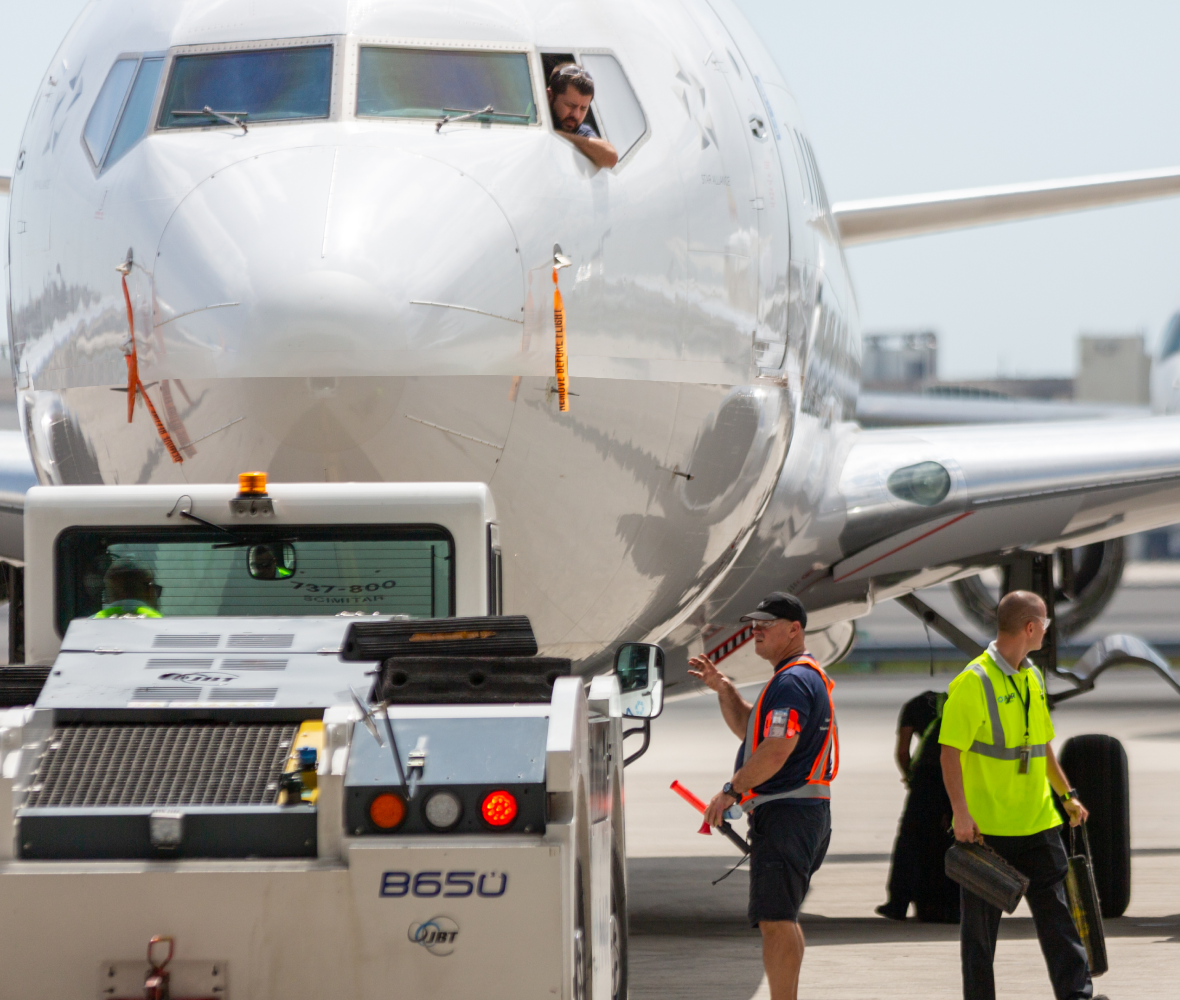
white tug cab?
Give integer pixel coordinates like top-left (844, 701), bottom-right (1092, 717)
top-left (0, 476), bottom-right (663, 999)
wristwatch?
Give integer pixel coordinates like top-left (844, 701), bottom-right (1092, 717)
top-left (722, 782), bottom-right (742, 801)
top-left (1063, 787), bottom-right (1079, 802)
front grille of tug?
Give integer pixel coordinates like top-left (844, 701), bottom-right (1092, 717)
top-left (18, 723), bottom-right (315, 860)
top-left (25, 723), bottom-right (297, 808)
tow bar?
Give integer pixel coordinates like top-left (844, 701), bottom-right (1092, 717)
top-left (144, 936), bottom-right (173, 999)
top-left (100, 935), bottom-right (225, 1000)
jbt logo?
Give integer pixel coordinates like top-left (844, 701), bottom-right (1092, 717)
top-left (157, 672), bottom-right (238, 684)
top-left (380, 870), bottom-right (508, 898)
top-left (408, 917), bottom-right (460, 956)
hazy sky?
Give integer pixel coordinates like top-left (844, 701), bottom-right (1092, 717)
top-left (4, 1), bottom-right (1180, 379)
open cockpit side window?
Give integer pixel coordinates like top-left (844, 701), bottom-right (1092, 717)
top-left (82, 55), bottom-right (164, 172)
top-left (540, 50), bottom-right (647, 163)
top-left (540, 52), bottom-right (600, 138)
top-left (356, 47), bottom-right (537, 125)
top-left (158, 44), bottom-right (333, 130)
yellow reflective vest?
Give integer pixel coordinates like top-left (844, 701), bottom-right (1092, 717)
top-left (938, 648), bottom-right (1060, 837)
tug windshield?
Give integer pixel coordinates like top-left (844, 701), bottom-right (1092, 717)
top-left (357, 47), bottom-right (536, 124)
top-left (55, 525), bottom-right (454, 634)
top-left (158, 45), bottom-right (333, 128)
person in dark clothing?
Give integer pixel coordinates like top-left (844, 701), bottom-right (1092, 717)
top-left (876, 690), bottom-right (960, 922)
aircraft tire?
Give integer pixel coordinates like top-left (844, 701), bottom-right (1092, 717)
top-left (574, 859), bottom-right (588, 1000)
top-left (611, 849), bottom-right (628, 1000)
top-left (1059, 734), bottom-right (1131, 918)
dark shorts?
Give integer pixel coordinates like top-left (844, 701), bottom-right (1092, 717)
top-left (747, 799), bottom-right (831, 926)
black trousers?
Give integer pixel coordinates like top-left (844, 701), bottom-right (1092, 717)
top-left (885, 777), bottom-right (959, 921)
top-left (960, 828), bottom-right (1092, 1000)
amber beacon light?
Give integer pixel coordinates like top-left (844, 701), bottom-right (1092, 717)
top-left (481, 790), bottom-right (518, 828)
top-left (238, 471), bottom-right (268, 496)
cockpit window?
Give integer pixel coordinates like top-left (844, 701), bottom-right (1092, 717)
top-left (158, 45), bottom-right (332, 129)
top-left (105, 58), bottom-right (164, 167)
top-left (357, 47), bottom-right (536, 124)
top-left (579, 54), bottom-right (646, 159)
top-left (83, 58), bottom-right (138, 166)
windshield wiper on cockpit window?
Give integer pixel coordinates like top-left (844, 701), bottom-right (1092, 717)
top-left (172, 106), bottom-right (249, 134)
top-left (435, 105), bottom-right (532, 132)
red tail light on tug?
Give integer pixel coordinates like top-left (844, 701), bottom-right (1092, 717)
top-left (481, 790), bottom-right (518, 827)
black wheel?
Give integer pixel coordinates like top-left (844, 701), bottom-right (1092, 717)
top-left (611, 851), bottom-right (628, 1000)
top-left (573, 860), bottom-right (589, 1000)
top-left (1059, 734), bottom-right (1131, 918)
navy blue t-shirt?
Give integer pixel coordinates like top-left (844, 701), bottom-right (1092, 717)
top-left (735, 657), bottom-right (834, 803)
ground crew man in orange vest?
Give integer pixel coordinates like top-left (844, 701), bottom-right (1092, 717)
top-left (940, 590), bottom-right (1105, 1000)
top-left (691, 592), bottom-right (838, 1000)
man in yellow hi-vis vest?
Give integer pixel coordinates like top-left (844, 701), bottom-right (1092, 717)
top-left (92, 561), bottom-right (163, 619)
top-left (940, 591), bottom-right (1103, 1000)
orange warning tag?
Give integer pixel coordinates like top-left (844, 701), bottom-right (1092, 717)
top-left (552, 268), bottom-right (569, 412)
top-left (120, 269), bottom-right (184, 464)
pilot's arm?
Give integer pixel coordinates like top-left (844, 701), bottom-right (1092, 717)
top-left (558, 130), bottom-right (618, 170)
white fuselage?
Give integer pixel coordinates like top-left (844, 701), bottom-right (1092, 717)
top-left (7, 0), bottom-right (860, 669)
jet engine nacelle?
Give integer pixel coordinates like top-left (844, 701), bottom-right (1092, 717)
top-left (950, 539), bottom-right (1126, 638)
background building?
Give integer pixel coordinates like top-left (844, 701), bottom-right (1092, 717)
top-left (1075, 334), bottom-right (1152, 405)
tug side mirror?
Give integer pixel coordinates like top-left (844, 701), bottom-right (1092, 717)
top-left (614, 642), bottom-right (664, 719)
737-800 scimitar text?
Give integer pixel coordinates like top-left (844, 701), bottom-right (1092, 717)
top-left (8, 0), bottom-right (1180, 679)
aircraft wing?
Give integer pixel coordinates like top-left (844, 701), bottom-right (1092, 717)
top-left (833, 166), bottom-right (1180, 246)
top-left (692, 413), bottom-right (1180, 662)
top-left (806, 415), bottom-right (1180, 615)
top-left (856, 391), bottom-right (1147, 427)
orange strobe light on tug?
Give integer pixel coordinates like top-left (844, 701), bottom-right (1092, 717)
top-left (238, 471), bottom-right (268, 495)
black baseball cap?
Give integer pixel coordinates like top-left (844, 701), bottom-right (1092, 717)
top-left (739, 591), bottom-right (807, 628)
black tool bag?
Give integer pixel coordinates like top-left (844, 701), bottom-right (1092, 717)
top-left (1065, 822), bottom-right (1109, 977)
top-left (944, 839), bottom-right (1030, 914)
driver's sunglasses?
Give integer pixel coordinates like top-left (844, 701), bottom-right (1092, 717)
top-left (1034, 616), bottom-right (1052, 630)
top-left (750, 620), bottom-right (784, 632)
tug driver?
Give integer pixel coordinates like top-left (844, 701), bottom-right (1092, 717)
top-left (690, 592), bottom-right (838, 1000)
top-left (93, 560), bottom-right (162, 618)
top-left (547, 64), bottom-right (618, 169)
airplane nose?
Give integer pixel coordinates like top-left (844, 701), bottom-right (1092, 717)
top-left (152, 146), bottom-right (526, 378)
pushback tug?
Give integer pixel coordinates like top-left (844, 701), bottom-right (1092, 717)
top-left (0, 474), bottom-right (662, 999)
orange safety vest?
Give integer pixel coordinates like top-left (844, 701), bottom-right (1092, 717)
top-left (739, 653), bottom-right (839, 812)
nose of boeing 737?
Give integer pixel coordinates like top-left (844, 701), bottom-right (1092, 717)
top-left (151, 146), bottom-right (529, 380)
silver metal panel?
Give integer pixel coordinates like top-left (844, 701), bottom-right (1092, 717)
top-left (38, 617), bottom-right (378, 709)
top-left (345, 715), bottom-right (548, 787)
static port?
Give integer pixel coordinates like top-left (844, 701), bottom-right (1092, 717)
top-left (481, 790), bottom-right (518, 828)
top-left (370, 792), bottom-right (407, 830)
top-left (424, 790), bottom-right (463, 830)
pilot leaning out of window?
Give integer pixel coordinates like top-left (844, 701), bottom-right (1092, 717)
top-left (547, 64), bottom-right (618, 169)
